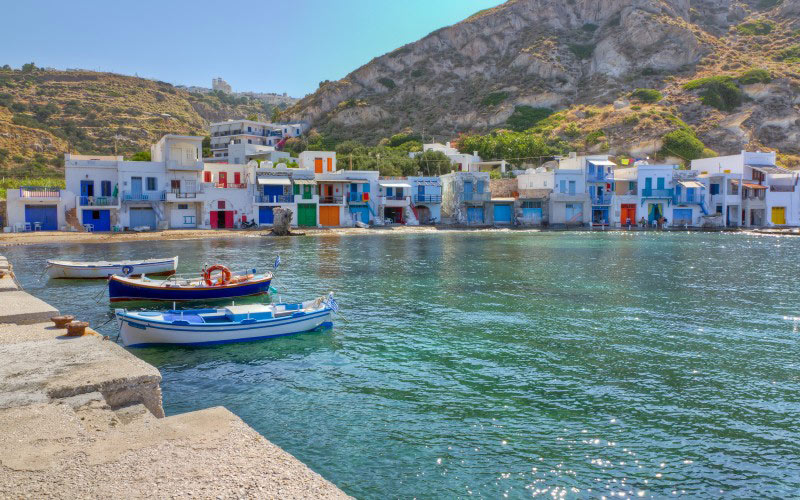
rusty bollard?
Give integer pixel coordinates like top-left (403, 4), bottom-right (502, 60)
top-left (50, 315), bottom-right (75, 329)
top-left (66, 321), bottom-right (89, 337)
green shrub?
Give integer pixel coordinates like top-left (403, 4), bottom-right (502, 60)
top-left (582, 23), bottom-right (599, 33)
top-left (775, 45), bottom-right (800, 63)
top-left (623, 114), bottom-right (640, 125)
top-left (563, 122), bottom-right (582, 138)
top-left (738, 69), bottom-right (772, 84)
top-left (630, 88), bottom-right (663, 103)
top-left (585, 129), bottom-right (606, 145)
top-left (683, 76), bottom-right (742, 112)
top-left (378, 77), bottom-right (396, 90)
top-left (482, 91), bottom-right (509, 106)
top-left (387, 131), bottom-right (421, 148)
top-left (569, 44), bottom-right (595, 59)
top-left (660, 128), bottom-right (710, 161)
top-left (736, 19), bottom-right (774, 35)
top-left (129, 151), bottom-right (151, 161)
top-left (506, 106), bottom-right (553, 131)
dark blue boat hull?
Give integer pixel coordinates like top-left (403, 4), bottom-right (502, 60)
top-left (109, 277), bottom-right (272, 302)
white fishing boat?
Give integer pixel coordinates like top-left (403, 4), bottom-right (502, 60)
top-left (114, 294), bottom-right (336, 347)
top-left (46, 256), bottom-right (178, 279)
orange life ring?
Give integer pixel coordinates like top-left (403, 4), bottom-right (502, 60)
top-left (204, 265), bottom-right (232, 287)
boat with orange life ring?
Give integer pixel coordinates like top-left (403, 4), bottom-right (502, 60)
top-left (108, 264), bottom-right (272, 303)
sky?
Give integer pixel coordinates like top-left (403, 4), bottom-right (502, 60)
top-left (1, 0), bottom-right (504, 97)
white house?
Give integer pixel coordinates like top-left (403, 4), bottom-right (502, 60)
top-left (422, 143), bottom-right (483, 172)
top-left (299, 151), bottom-right (336, 174)
top-left (4, 186), bottom-right (68, 232)
top-left (200, 162), bottom-right (255, 229)
top-left (441, 171), bottom-right (491, 224)
top-left (407, 176), bottom-right (442, 224)
top-left (548, 168), bottom-right (590, 227)
top-left (208, 119), bottom-right (307, 162)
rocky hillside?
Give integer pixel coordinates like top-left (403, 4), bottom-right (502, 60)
top-left (286, 0), bottom-right (800, 162)
top-left (0, 67), bottom-right (275, 176)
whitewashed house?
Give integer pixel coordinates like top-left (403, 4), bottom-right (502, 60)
top-left (4, 186), bottom-right (68, 232)
top-left (441, 171), bottom-right (491, 224)
top-left (299, 151), bottom-right (336, 174)
top-left (200, 162), bottom-right (255, 229)
top-left (407, 176), bottom-right (442, 224)
top-left (549, 168), bottom-right (590, 227)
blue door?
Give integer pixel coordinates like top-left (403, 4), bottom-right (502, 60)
top-left (522, 207), bottom-right (542, 224)
top-left (25, 205), bottom-right (58, 230)
top-left (673, 208), bottom-right (692, 225)
top-left (259, 206), bottom-right (275, 225)
top-left (80, 180), bottom-right (94, 197)
top-left (131, 177), bottom-right (143, 198)
top-left (129, 207), bottom-right (156, 229)
top-left (350, 206), bottom-right (369, 223)
top-left (467, 206), bottom-right (484, 224)
top-left (82, 209), bottom-right (111, 231)
top-left (464, 181), bottom-right (473, 201)
top-left (493, 204), bottom-right (512, 224)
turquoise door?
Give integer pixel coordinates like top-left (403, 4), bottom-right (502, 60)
top-left (467, 206), bottom-right (484, 224)
top-left (493, 204), bottom-right (512, 224)
top-left (131, 177), bottom-right (143, 198)
top-left (464, 181), bottom-right (473, 201)
top-left (673, 208), bottom-right (692, 225)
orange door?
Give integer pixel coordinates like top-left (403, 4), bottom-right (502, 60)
top-left (327, 157), bottom-right (333, 171)
top-left (314, 158), bottom-right (323, 174)
top-left (319, 206), bottom-right (340, 226)
top-left (621, 204), bottom-right (636, 225)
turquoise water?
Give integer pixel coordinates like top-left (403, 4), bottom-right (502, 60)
top-left (6, 232), bottom-right (800, 498)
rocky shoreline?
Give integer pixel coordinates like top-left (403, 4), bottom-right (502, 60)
top-left (0, 255), bottom-right (349, 498)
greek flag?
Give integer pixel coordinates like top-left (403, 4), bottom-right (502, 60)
top-left (273, 255), bottom-right (281, 270)
top-left (325, 294), bottom-right (339, 313)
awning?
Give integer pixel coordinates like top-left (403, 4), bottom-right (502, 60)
top-left (491, 198), bottom-right (515, 202)
top-left (345, 179), bottom-right (368, 184)
top-left (744, 183), bottom-right (767, 190)
top-left (293, 179), bottom-right (317, 185)
top-left (678, 181), bottom-right (704, 189)
top-left (379, 182), bottom-right (411, 188)
top-left (317, 179), bottom-right (352, 183)
top-left (588, 160), bottom-right (617, 167)
top-left (257, 177), bottom-right (291, 186)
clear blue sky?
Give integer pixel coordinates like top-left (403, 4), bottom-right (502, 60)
top-left (1, 0), bottom-right (503, 97)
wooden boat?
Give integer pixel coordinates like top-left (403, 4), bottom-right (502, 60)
top-left (108, 265), bottom-right (272, 302)
top-left (114, 297), bottom-right (334, 347)
top-left (46, 256), bottom-right (178, 279)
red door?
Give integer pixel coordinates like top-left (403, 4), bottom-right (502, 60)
top-left (219, 172), bottom-right (227, 187)
top-left (224, 211), bottom-right (234, 228)
top-left (234, 172), bottom-right (241, 185)
top-left (210, 210), bottom-right (218, 229)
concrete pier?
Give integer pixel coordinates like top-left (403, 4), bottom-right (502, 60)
top-left (0, 257), bottom-right (349, 498)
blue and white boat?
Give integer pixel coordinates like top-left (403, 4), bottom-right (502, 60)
top-left (108, 266), bottom-right (272, 302)
top-left (115, 296), bottom-right (335, 347)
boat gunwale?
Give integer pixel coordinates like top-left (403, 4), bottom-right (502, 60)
top-left (108, 273), bottom-right (273, 291)
top-left (47, 256), bottom-right (178, 269)
top-left (117, 307), bottom-right (331, 330)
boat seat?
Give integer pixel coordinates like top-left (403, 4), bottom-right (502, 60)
top-left (163, 313), bottom-right (205, 324)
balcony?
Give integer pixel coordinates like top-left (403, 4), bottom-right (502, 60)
top-left (19, 187), bottom-right (61, 198)
top-left (348, 192), bottom-right (370, 203)
top-left (641, 188), bottom-right (674, 198)
top-left (254, 194), bottom-right (294, 204)
top-left (78, 196), bottom-right (118, 208)
top-left (166, 188), bottom-right (204, 202)
top-left (319, 195), bottom-right (344, 205)
top-left (415, 194), bottom-right (442, 204)
top-left (674, 193), bottom-right (705, 206)
top-left (463, 192), bottom-right (490, 203)
top-left (770, 185), bottom-right (795, 192)
top-left (123, 191), bottom-right (166, 202)
top-left (587, 171), bottom-right (614, 183)
top-left (214, 182), bottom-right (247, 189)
top-left (590, 193), bottom-right (613, 205)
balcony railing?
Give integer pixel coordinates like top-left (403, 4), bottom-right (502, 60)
top-left (415, 194), bottom-right (442, 203)
top-left (674, 193), bottom-right (705, 206)
top-left (587, 171), bottom-right (614, 183)
top-left (591, 194), bottom-right (613, 205)
top-left (169, 188), bottom-right (203, 199)
top-left (214, 182), bottom-right (247, 189)
top-left (348, 192), bottom-right (369, 203)
top-left (79, 196), bottom-right (118, 207)
top-left (384, 195), bottom-right (409, 201)
top-left (254, 194), bottom-right (293, 204)
top-left (123, 191), bottom-right (166, 202)
top-left (641, 188), bottom-right (674, 198)
top-left (319, 195), bottom-right (344, 204)
top-left (463, 192), bottom-right (490, 202)
top-left (20, 187), bottom-right (60, 198)
top-left (770, 185), bottom-right (795, 192)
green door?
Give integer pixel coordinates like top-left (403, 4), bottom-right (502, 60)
top-left (297, 204), bottom-right (317, 227)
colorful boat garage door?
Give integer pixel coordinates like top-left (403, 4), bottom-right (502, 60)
top-left (772, 206), bottom-right (786, 225)
top-left (129, 207), bottom-right (157, 230)
top-left (82, 209), bottom-right (111, 231)
top-left (25, 205), bottom-right (57, 230)
top-left (259, 206), bottom-right (275, 225)
top-left (493, 204), bottom-right (512, 224)
top-left (350, 206), bottom-right (369, 224)
top-left (620, 204), bottom-right (636, 226)
top-left (673, 208), bottom-right (692, 225)
top-left (319, 206), bottom-right (340, 226)
top-left (467, 206), bottom-right (484, 224)
top-left (297, 204), bottom-right (317, 227)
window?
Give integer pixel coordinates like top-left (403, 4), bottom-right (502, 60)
top-left (146, 177), bottom-right (157, 191)
top-left (248, 139), bottom-right (252, 144)
top-left (568, 181), bottom-right (576, 195)
top-left (177, 204), bottom-right (188, 210)
top-left (559, 180), bottom-right (566, 193)
top-left (716, 205), bottom-right (723, 214)
top-left (204, 171), bottom-right (212, 183)
top-left (477, 181), bottom-right (485, 194)
top-left (218, 201), bottom-right (225, 209)
top-left (183, 216), bottom-right (196, 225)
top-left (92, 210), bottom-right (101, 220)
top-left (101, 180), bottom-right (111, 197)
top-left (522, 201), bottom-right (541, 209)
top-left (386, 187), bottom-right (393, 196)
top-left (710, 183), bottom-right (720, 195)
top-left (171, 179), bottom-right (180, 191)
top-left (656, 177), bottom-right (665, 190)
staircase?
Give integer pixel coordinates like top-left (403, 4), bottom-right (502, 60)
top-left (65, 208), bottom-right (86, 232)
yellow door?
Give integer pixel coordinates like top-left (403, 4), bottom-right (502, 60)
top-left (319, 206), bottom-right (340, 226)
top-left (772, 206), bottom-right (786, 225)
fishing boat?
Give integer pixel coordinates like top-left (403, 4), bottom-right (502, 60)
top-left (46, 256), bottom-right (178, 279)
top-left (107, 264), bottom-right (272, 302)
top-left (114, 296), bottom-right (335, 347)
